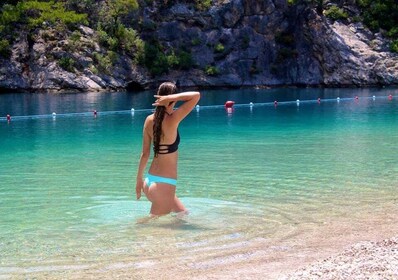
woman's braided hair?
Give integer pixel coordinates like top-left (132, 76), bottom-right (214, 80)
top-left (153, 82), bottom-right (177, 157)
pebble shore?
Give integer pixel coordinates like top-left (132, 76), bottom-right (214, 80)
top-left (284, 236), bottom-right (398, 280)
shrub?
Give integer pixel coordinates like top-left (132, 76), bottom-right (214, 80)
top-left (195, 0), bottom-right (212, 11)
top-left (214, 43), bottom-right (225, 53)
top-left (178, 51), bottom-right (193, 70)
top-left (0, 39), bottom-right (11, 58)
top-left (324, 6), bottom-right (348, 21)
top-left (58, 57), bottom-right (75, 72)
top-left (93, 52), bottom-right (113, 74)
top-left (387, 27), bottom-right (398, 38)
top-left (70, 30), bottom-right (82, 42)
top-left (390, 40), bottom-right (398, 53)
top-left (205, 65), bottom-right (219, 76)
top-left (191, 38), bottom-right (201, 46)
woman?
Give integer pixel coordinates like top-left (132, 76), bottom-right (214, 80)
top-left (135, 82), bottom-right (200, 217)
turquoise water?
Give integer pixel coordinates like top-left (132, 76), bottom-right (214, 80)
top-left (0, 88), bottom-right (397, 277)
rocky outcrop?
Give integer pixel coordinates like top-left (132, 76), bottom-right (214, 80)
top-left (0, 0), bottom-right (397, 92)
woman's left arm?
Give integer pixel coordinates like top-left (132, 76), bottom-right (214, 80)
top-left (136, 117), bottom-right (151, 200)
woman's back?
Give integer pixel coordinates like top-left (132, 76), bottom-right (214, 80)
top-left (147, 114), bottom-right (179, 178)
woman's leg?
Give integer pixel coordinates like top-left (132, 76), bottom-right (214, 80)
top-left (145, 183), bottom-right (177, 216)
top-left (172, 196), bottom-right (186, 213)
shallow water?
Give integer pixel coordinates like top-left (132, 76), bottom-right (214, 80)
top-left (0, 88), bottom-right (397, 278)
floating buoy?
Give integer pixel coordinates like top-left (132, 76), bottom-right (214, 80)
top-left (274, 100), bottom-right (278, 106)
top-left (296, 99), bottom-right (300, 106)
top-left (6, 114), bottom-right (11, 122)
top-left (52, 112), bottom-right (56, 117)
top-left (249, 102), bottom-right (253, 106)
top-left (373, 95), bottom-right (376, 100)
top-left (131, 108), bottom-right (135, 116)
top-left (94, 110), bottom-right (97, 117)
top-left (225, 101), bottom-right (235, 108)
top-left (355, 96), bottom-right (359, 100)
top-left (337, 97), bottom-right (340, 102)
top-left (388, 94), bottom-right (393, 100)
top-left (317, 98), bottom-right (321, 103)
top-left (195, 105), bottom-right (200, 112)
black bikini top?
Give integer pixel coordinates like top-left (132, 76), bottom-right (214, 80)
top-left (158, 130), bottom-right (180, 154)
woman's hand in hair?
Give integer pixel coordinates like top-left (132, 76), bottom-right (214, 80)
top-left (152, 95), bottom-right (171, 107)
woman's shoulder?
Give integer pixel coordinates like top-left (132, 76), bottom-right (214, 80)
top-left (144, 114), bottom-right (154, 127)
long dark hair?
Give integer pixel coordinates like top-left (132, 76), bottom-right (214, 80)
top-left (153, 82), bottom-right (177, 157)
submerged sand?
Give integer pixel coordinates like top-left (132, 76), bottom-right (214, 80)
top-left (3, 202), bottom-right (398, 279)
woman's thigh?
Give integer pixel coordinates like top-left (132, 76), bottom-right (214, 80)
top-left (145, 183), bottom-right (176, 214)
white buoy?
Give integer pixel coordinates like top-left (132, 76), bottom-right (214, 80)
top-left (373, 95), bottom-right (376, 100)
top-left (195, 105), bottom-right (200, 112)
top-left (131, 108), bottom-right (135, 116)
top-left (249, 102), bottom-right (253, 106)
top-left (337, 97), bottom-right (340, 102)
top-left (296, 99), bottom-right (300, 106)
top-left (52, 112), bottom-right (56, 119)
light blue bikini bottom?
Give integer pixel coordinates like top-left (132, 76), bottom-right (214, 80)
top-left (145, 173), bottom-right (177, 187)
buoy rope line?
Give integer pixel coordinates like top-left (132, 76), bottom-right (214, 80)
top-left (1, 95), bottom-right (395, 122)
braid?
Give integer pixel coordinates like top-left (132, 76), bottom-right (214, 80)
top-left (153, 106), bottom-right (166, 157)
top-left (152, 82), bottom-right (177, 157)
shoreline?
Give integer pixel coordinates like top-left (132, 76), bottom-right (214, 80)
top-left (1, 84), bottom-right (398, 95)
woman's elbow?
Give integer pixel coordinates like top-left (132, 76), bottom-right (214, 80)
top-left (140, 151), bottom-right (150, 159)
top-left (195, 91), bottom-right (201, 101)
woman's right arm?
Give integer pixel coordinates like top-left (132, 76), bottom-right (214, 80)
top-left (153, 91), bottom-right (200, 123)
top-left (136, 117), bottom-right (151, 200)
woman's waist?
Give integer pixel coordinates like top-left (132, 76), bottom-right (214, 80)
top-left (148, 165), bottom-right (177, 179)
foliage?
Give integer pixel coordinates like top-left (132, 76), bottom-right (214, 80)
top-left (195, 0), bottom-right (212, 11)
top-left (214, 43), bottom-right (225, 53)
top-left (191, 38), bottom-right (201, 46)
top-left (141, 41), bottom-right (194, 76)
top-left (0, 1), bottom-right (88, 37)
top-left (205, 65), bottom-right (219, 76)
top-left (391, 40), bottom-right (398, 53)
top-left (93, 52), bottom-right (113, 74)
top-left (357, 0), bottom-right (398, 37)
top-left (58, 57), bottom-right (75, 72)
top-left (324, 6), bottom-right (348, 21)
top-left (0, 39), bottom-right (11, 58)
top-left (98, 0), bottom-right (138, 34)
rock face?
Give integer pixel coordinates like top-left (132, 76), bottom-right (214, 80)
top-left (0, 0), bottom-right (397, 92)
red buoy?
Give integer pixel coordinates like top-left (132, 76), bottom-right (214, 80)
top-left (388, 94), bottom-right (393, 100)
top-left (225, 101), bottom-right (235, 108)
top-left (6, 114), bottom-right (11, 122)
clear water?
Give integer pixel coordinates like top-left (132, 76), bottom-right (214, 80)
top-left (0, 88), bottom-right (397, 277)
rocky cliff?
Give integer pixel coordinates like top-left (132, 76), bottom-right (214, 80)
top-left (0, 0), bottom-right (397, 92)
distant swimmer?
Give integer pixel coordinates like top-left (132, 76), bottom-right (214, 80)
top-left (135, 82), bottom-right (200, 219)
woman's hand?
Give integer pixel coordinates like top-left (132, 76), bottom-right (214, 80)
top-left (152, 95), bottom-right (171, 107)
top-left (136, 178), bottom-right (144, 200)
